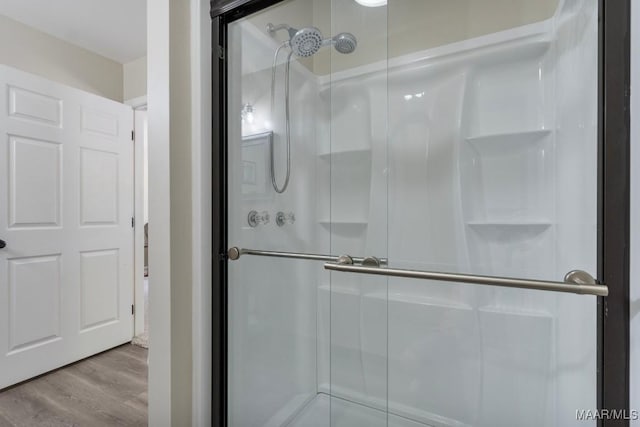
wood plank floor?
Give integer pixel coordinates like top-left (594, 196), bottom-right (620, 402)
top-left (0, 344), bottom-right (148, 427)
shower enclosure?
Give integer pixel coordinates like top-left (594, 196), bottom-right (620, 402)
top-left (212, 0), bottom-right (629, 426)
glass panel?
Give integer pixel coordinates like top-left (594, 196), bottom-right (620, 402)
top-left (327, 1), bottom-right (388, 425)
top-left (385, 1), bottom-right (598, 426)
top-left (227, 0), bottom-right (392, 424)
top-left (227, 0), bottom-right (599, 426)
top-left (227, 1), bottom-right (333, 425)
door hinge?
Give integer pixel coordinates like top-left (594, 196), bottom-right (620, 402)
top-left (131, 130), bottom-right (135, 141)
top-left (217, 45), bottom-right (225, 60)
top-left (131, 217), bottom-right (135, 228)
top-left (131, 304), bottom-right (135, 315)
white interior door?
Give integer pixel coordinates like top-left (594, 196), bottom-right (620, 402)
top-left (0, 65), bottom-right (134, 388)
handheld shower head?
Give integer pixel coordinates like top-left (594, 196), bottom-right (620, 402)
top-left (267, 23), bottom-right (357, 57)
top-left (266, 24), bottom-right (357, 194)
top-left (289, 27), bottom-right (324, 57)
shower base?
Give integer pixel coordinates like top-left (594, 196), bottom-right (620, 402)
top-left (287, 393), bottom-right (433, 427)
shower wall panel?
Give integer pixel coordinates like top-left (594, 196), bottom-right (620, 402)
top-left (316, 2), bottom-right (598, 426)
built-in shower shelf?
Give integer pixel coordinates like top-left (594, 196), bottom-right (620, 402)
top-left (465, 129), bottom-right (552, 151)
top-left (478, 305), bottom-right (554, 319)
top-left (466, 221), bottom-right (552, 231)
top-left (318, 283), bottom-right (360, 295)
top-left (317, 148), bottom-right (371, 159)
top-left (318, 219), bottom-right (368, 227)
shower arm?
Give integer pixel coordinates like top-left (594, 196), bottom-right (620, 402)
top-left (267, 23), bottom-right (292, 37)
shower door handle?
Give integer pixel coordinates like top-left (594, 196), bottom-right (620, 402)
top-left (227, 247), bottom-right (387, 265)
top-left (324, 256), bottom-right (607, 297)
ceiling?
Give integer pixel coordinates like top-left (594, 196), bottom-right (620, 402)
top-left (0, 0), bottom-right (146, 64)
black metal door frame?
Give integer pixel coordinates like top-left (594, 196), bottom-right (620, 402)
top-left (600, 1), bottom-right (631, 424)
top-left (211, 1), bottom-right (631, 425)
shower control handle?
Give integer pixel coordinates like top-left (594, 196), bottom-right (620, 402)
top-left (248, 210), bottom-right (270, 228)
top-left (276, 211), bottom-right (295, 227)
top-left (0, 239), bottom-right (5, 249)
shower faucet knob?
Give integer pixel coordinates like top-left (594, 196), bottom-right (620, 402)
top-left (276, 211), bottom-right (295, 227)
top-left (248, 210), bottom-right (270, 228)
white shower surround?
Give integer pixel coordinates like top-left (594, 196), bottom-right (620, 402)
top-left (228, 1), bottom-right (598, 426)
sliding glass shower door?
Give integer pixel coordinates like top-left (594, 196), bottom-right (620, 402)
top-left (225, 0), bottom-right (602, 426)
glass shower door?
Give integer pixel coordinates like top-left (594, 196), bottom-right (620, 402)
top-left (225, 0), bottom-right (603, 426)
top-left (321, 1), bottom-right (602, 426)
top-left (226, 3), bottom-right (330, 425)
top-left (226, 0), bottom-right (390, 424)
top-left (323, 1), bottom-right (390, 426)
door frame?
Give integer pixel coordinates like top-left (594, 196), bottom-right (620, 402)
top-left (125, 96), bottom-right (148, 339)
top-left (210, 0), bottom-right (632, 425)
top-left (600, 0), bottom-right (631, 420)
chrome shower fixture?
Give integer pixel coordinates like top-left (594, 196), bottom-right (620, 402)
top-left (276, 211), bottom-right (296, 227)
top-left (291, 27), bottom-right (324, 57)
top-left (326, 32), bottom-right (358, 54)
top-left (267, 23), bottom-right (358, 194)
top-left (248, 210), bottom-right (270, 228)
top-left (267, 23), bottom-right (358, 57)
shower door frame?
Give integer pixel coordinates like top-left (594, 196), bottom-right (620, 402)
top-left (210, 0), bottom-right (631, 425)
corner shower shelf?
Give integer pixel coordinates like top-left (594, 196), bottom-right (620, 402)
top-left (317, 148), bottom-right (371, 160)
top-left (466, 221), bottom-right (552, 236)
top-left (318, 219), bottom-right (368, 227)
top-left (465, 129), bottom-right (552, 151)
top-left (467, 221), bottom-right (551, 228)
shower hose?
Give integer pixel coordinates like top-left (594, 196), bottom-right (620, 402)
top-left (270, 42), bottom-right (293, 194)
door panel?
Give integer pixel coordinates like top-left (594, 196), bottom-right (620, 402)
top-left (8, 255), bottom-right (62, 353)
top-left (9, 136), bottom-right (62, 227)
top-left (0, 65), bottom-right (134, 388)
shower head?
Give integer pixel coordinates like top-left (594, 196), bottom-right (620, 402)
top-left (288, 27), bottom-right (324, 57)
top-left (331, 32), bottom-right (357, 54)
top-left (267, 23), bottom-right (357, 57)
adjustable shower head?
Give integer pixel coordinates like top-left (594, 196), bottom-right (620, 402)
top-left (289, 27), bottom-right (324, 57)
top-left (266, 24), bottom-right (357, 194)
top-left (330, 32), bottom-right (357, 54)
top-left (267, 23), bottom-right (357, 57)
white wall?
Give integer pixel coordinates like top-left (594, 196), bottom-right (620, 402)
top-left (631, 1), bottom-right (640, 424)
top-left (169, 0), bottom-right (193, 424)
top-left (0, 14), bottom-right (123, 101)
top-left (190, 0), bottom-right (212, 424)
top-left (147, 0), bottom-right (194, 424)
top-left (124, 56), bottom-right (148, 101)
top-left (148, 0), bottom-right (173, 423)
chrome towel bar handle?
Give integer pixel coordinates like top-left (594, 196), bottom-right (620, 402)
top-left (324, 256), bottom-right (607, 297)
top-left (226, 247), bottom-right (606, 296)
top-left (227, 247), bottom-right (387, 265)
